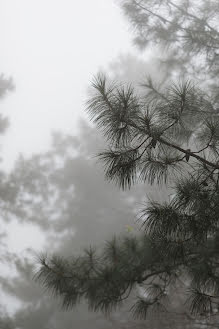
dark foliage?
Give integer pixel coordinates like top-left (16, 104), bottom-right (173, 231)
top-left (36, 0), bottom-right (219, 326)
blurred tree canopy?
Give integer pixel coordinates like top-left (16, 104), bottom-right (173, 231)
top-left (119, 0), bottom-right (219, 100)
top-left (0, 74), bottom-right (14, 326)
top-left (0, 74), bottom-right (14, 135)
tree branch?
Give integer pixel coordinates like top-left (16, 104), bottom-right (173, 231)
top-left (158, 136), bottom-right (219, 169)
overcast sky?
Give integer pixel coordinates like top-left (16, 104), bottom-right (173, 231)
top-left (0, 0), bottom-right (141, 168)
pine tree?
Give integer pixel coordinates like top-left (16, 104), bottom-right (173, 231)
top-left (36, 75), bottom-right (219, 319)
top-left (36, 0), bottom-right (219, 325)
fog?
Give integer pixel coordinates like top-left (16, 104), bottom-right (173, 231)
top-left (0, 1), bottom-right (161, 328)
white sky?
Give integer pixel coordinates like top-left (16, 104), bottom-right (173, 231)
top-left (0, 0), bottom-right (139, 168)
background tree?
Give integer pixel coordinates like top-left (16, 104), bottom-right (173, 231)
top-left (0, 74), bottom-right (14, 135)
top-left (118, 0), bottom-right (219, 101)
top-left (0, 73), bottom-right (14, 326)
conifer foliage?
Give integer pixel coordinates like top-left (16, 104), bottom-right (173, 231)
top-left (37, 74), bottom-right (219, 319)
top-left (36, 0), bottom-right (219, 323)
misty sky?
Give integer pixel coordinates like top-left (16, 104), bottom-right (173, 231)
top-left (0, 0), bottom-right (141, 167)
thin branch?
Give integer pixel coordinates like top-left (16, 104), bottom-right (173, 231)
top-left (168, 0), bottom-right (219, 36)
top-left (134, 0), bottom-right (211, 40)
top-left (158, 136), bottom-right (219, 169)
top-left (134, 0), bottom-right (171, 25)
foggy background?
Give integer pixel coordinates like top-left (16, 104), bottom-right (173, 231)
top-left (0, 1), bottom-right (167, 328)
